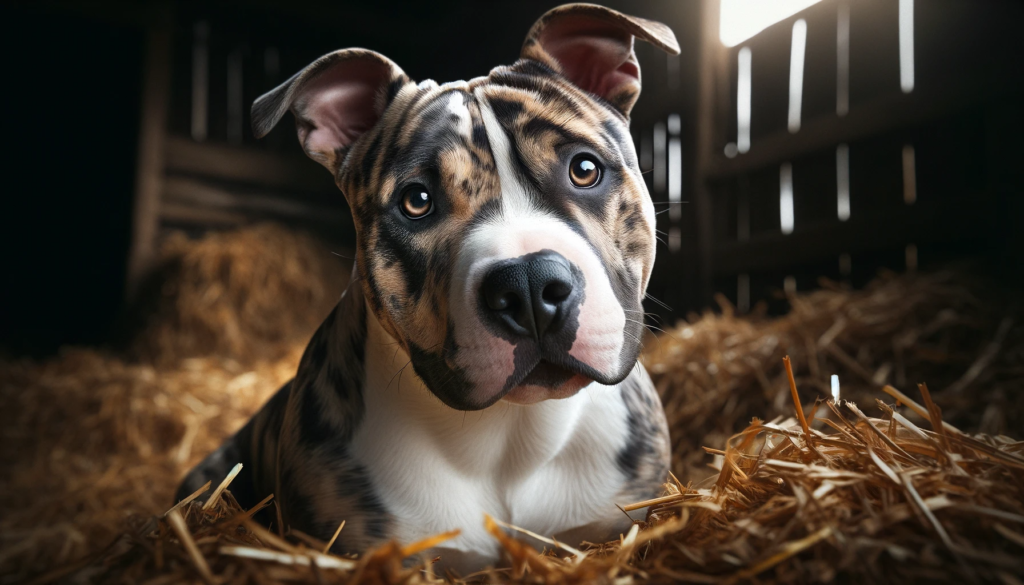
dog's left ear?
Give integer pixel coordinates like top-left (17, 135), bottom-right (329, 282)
top-left (521, 3), bottom-right (679, 117)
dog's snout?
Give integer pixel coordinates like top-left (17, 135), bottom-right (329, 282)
top-left (480, 250), bottom-right (579, 341)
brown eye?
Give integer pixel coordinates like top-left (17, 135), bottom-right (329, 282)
top-left (569, 155), bottom-right (601, 188)
top-left (400, 185), bottom-right (433, 219)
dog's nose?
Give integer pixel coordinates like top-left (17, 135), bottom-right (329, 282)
top-left (480, 251), bottom-right (579, 341)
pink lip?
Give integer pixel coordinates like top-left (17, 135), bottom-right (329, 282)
top-left (501, 373), bottom-right (592, 405)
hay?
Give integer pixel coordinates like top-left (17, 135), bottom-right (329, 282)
top-left (12, 365), bottom-right (1022, 584)
top-left (644, 269), bottom-right (1023, 482)
top-left (1, 224), bottom-right (1021, 583)
top-left (128, 223), bottom-right (348, 365)
top-left (0, 225), bottom-right (329, 583)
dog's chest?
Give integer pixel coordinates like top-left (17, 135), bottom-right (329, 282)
top-left (349, 317), bottom-right (633, 559)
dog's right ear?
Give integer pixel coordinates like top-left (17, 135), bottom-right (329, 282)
top-left (251, 49), bottom-right (410, 174)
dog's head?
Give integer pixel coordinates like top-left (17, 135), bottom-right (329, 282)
top-left (253, 3), bottom-right (678, 410)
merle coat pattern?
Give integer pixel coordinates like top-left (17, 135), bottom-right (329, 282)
top-left (178, 3), bottom-right (677, 572)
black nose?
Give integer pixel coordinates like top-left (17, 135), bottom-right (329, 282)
top-left (480, 250), bottom-right (579, 341)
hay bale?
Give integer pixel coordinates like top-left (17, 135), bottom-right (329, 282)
top-left (128, 223), bottom-right (349, 365)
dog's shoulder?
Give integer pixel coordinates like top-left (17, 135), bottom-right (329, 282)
top-left (615, 365), bottom-right (670, 503)
top-left (272, 281), bottom-right (397, 551)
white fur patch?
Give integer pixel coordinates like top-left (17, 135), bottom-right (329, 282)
top-left (350, 316), bottom-right (633, 573)
top-left (446, 92), bottom-right (472, 138)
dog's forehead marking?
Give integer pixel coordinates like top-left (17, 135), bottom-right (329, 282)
top-left (473, 89), bottom-right (538, 220)
top-left (446, 92), bottom-right (472, 139)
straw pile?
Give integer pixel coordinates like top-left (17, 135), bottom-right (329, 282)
top-left (127, 223), bottom-right (348, 365)
top-left (645, 270), bottom-right (1022, 482)
top-left (0, 224), bottom-right (342, 583)
top-left (1, 223), bottom-right (1021, 583)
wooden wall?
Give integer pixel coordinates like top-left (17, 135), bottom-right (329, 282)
top-left (638, 0), bottom-right (1024, 319)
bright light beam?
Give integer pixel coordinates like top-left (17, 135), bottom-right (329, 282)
top-left (836, 144), bottom-right (850, 221)
top-left (668, 115), bottom-right (682, 223)
top-left (899, 0), bottom-right (915, 93)
top-left (720, 0), bottom-right (824, 47)
top-left (788, 19), bottom-right (807, 133)
top-left (737, 47), bottom-right (752, 154)
top-left (780, 163), bottom-right (795, 234)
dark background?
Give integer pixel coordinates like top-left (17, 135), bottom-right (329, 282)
top-left (1, 0), bottom-right (1021, 356)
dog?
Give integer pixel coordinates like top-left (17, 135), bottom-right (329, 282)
top-left (177, 3), bottom-right (678, 572)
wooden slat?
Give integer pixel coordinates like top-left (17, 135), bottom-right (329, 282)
top-left (707, 86), bottom-right (1017, 181)
top-left (164, 136), bottom-right (336, 194)
top-left (713, 197), bottom-right (995, 275)
top-left (126, 23), bottom-right (172, 299)
top-left (160, 202), bottom-right (248, 227)
top-left (691, 0), bottom-right (727, 308)
top-left (161, 176), bottom-right (352, 230)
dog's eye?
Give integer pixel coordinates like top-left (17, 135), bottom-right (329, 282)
top-left (400, 185), bottom-right (433, 219)
top-left (569, 155), bottom-right (601, 188)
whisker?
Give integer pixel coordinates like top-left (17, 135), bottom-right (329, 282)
top-left (622, 310), bottom-right (662, 321)
top-left (644, 324), bottom-right (680, 342)
top-left (623, 331), bottom-right (644, 347)
top-left (645, 293), bottom-right (673, 312)
top-left (385, 357), bottom-right (413, 393)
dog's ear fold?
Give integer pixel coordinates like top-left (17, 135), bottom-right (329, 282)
top-left (251, 49), bottom-right (410, 173)
top-left (521, 3), bottom-right (679, 117)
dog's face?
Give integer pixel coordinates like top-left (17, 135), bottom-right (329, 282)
top-left (253, 4), bottom-right (679, 410)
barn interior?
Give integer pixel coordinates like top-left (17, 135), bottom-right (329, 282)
top-left (2, 0), bottom-right (1023, 582)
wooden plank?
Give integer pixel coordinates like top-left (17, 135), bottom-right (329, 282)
top-left (160, 202), bottom-right (248, 227)
top-left (691, 0), bottom-right (727, 308)
top-left (164, 136), bottom-right (336, 194)
top-left (161, 176), bottom-right (353, 231)
top-left (713, 197), bottom-right (995, 275)
top-left (707, 83), bottom-right (1021, 181)
top-left (125, 22), bottom-right (172, 299)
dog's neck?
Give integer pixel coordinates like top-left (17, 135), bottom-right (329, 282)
top-left (363, 305), bottom-right (595, 476)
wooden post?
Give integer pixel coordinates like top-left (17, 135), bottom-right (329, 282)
top-left (126, 20), bottom-right (172, 300)
top-left (693, 0), bottom-right (726, 308)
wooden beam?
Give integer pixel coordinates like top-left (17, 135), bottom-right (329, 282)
top-left (125, 20), bottom-right (172, 300)
top-left (692, 0), bottom-right (727, 308)
top-left (712, 197), bottom-right (995, 275)
top-left (163, 136), bottom-right (336, 194)
top-left (160, 202), bottom-right (249, 227)
top-left (706, 85), bottom-right (1023, 180)
top-left (161, 176), bottom-right (353, 233)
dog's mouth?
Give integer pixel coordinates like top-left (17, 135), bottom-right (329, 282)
top-left (520, 359), bottom-right (576, 387)
top-left (500, 359), bottom-right (593, 405)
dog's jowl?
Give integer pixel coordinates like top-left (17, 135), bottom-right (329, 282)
top-left (177, 3), bottom-right (679, 571)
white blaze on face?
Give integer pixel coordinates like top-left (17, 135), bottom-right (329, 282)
top-left (447, 91), bottom-right (627, 404)
top-left (446, 91), bottom-right (472, 138)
